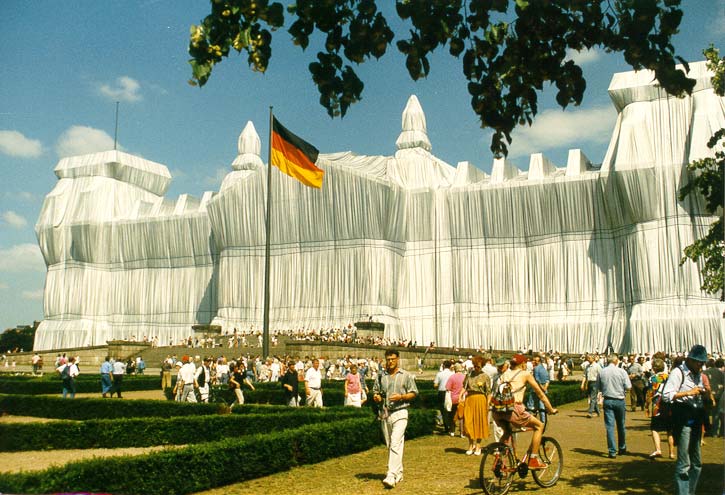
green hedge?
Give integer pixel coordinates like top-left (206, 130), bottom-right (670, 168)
top-left (0, 374), bottom-right (161, 395)
top-left (0, 407), bottom-right (368, 451)
top-left (0, 410), bottom-right (437, 495)
top-left (0, 394), bottom-right (296, 420)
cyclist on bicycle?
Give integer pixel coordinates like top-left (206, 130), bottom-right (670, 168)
top-left (492, 354), bottom-right (558, 470)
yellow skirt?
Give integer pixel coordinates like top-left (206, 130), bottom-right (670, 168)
top-left (463, 394), bottom-right (490, 440)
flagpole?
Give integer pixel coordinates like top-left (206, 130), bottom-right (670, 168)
top-left (263, 107), bottom-right (273, 359)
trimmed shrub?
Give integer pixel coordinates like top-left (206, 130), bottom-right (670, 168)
top-left (0, 410), bottom-right (437, 495)
top-left (0, 374), bottom-right (160, 395)
top-left (0, 407), bottom-right (368, 451)
top-left (0, 394), bottom-right (294, 420)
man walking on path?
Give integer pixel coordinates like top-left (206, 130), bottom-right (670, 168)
top-left (100, 356), bottom-right (113, 398)
top-left (583, 354), bottom-right (601, 417)
top-left (433, 360), bottom-right (453, 434)
top-left (597, 354), bottom-right (632, 458)
top-left (663, 344), bottom-right (711, 495)
top-left (628, 356), bottom-right (646, 411)
top-left (373, 349), bottom-right (418, 489)
top-left (161, 356), bottom-right (173, 390)
top-left (112, 358), bottom-right (126, 398)
top-left (304, 358), bottom-right (324, 407)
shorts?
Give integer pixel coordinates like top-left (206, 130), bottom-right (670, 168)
top-left (493, 402), bottom-right (532, 429)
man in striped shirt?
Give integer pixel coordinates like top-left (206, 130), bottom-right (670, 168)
top-left (373, 349), bottom-right (418, 489)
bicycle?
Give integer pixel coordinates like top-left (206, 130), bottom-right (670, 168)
top-left (479, 408), bottom-right (563, 495)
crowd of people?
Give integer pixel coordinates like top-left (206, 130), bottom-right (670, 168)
top-left (158, 352), bottom-right (385, 408)
top-left (35, 340), bottom-right (725, 492)
top-left (578, 346), bottom-right (723, 495)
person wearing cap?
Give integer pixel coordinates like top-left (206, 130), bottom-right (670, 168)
top-left (492, 354), bottom-right (557, 470)
top-left (662, 344), bottom-right (711, 495)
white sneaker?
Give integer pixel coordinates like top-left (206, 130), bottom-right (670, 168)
top-left (382, 476), bottom-right (396, 488)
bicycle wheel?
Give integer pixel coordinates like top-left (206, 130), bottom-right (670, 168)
top-left (480, 442), bottom-right (516, 495)
top-left (532, 436), bottom-right (563, 488)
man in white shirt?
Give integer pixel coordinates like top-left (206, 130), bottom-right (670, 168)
top-left (111, 359), bottom-right (126, 398)
top-left (304, 358), bottom-right (323, 407)
top-left (433, 360), bottom-right (454, 435)
top-left (178, 356), bottom-right (198, 402)
top-left (463, 356), bottom-right (474, 373)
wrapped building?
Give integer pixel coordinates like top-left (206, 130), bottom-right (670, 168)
top-left (34, 62), bottom-right (725, 353)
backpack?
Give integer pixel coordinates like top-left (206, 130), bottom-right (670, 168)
top-left (491, 370), bottom-right (523, 412)
top-left (60, 364), bottom-right (71, 380)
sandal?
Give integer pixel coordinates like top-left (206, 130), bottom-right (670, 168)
top-left (465, 448), bottom-right (474, 455)
top-left (474, 448), bottom-right (482, 456)
top-left (669, 453), bottom-right (675, 459)
top-left (648, 451), bottom-right (662, 459)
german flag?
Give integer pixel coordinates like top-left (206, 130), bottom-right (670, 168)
top-left (271, 117), bottom-right (324, 189)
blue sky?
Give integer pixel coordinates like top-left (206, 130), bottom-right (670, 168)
top-left (1, 0), bottom-right (723, 331)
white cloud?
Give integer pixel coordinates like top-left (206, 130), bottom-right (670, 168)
top-left (21, 289), bottom-right (44, 301)
top-left (0, 244), bottom-right (45, 272)
top-left (169, 168), bottom-right (187, 180)
top-left (98, 76), bottom-right (142, 102)
top-left (565, 47), bottom-right (602, 66)
top-left (0, 130), bottom-right (43, 158)
top-left (508, 105), bottom-right (617, 159)
top-left (2, 191), bottom-right (37, 203)
top-left (0, 282), bottom-right (8, 290)
top-left (2, 211), bottom-right (28, 228)
top-left (203, 167), bottom-right (228, 187)
top-left (56, 126), bottom-right (115, 157)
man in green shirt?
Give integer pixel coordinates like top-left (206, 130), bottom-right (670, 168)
top-left (373, 349), bottom-right (418, 489)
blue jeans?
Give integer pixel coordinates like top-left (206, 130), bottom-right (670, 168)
top-left (603, 398), bottom-right (626, 455)
top-left (673, 423), bottom-right (702, 495)
top-left (526, 392), bottom-right (547, 423)
top-left (587, 381), bottom-right (600, 414)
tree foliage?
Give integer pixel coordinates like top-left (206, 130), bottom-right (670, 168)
top-left (678, 45), bottom-right (725, 298)
top-left (188, 0), bottom-right (695, 157)
top-left (0, 326), bottom-right (35, 353)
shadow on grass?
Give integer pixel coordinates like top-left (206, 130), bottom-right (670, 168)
top-left (567, 451), bottom-right (723, 495)
top-left (355, 472), bottom-right (385, 482)
top-left (444, 447), bottom-right (469, 454)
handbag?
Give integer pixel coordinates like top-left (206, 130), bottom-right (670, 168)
top-left (444, 390), bottom-right (453, 412)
